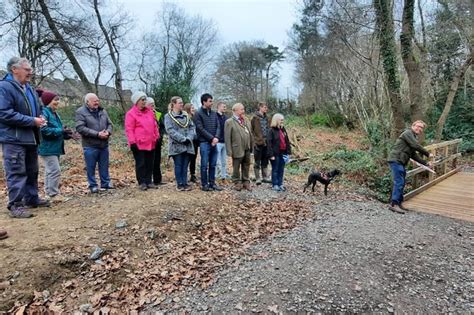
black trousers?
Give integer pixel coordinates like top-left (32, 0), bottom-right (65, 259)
top-left (189, 139), bottom-right (200, 177)
top-left (152, 141), bottom-right (163, 184)
top-left (132, 149), bottom-right (154, 185)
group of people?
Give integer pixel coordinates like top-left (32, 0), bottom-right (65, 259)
top-left (0, 56), bottom-right (432, 240)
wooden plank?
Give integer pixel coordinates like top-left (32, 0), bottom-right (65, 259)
top-left (404, 168), bottom-right (460, 200)
top-left (424, 138), bottom-right (462, 150)
top-left (406, 153), bottom-right (462, 177)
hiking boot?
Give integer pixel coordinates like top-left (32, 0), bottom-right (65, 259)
top-left (262, 168), bottom-right (272, 183)
top-left (9, 206), bottom-right (33, 218)
top-left (25, 198), bottom-right (50, 208)
top-left (201, 185), bottom-right (212, 192)
top-left (234, 183), bottom-right (242, 191)
top-left (155, 181), bottom-right (167, 186)
top-left (272, 185), bottom-right (282, 192)
top-left (209, 183), bottom-right (223, 191)
top-left (190, 175), bottom-right (197, 183)
top-left (139, 183), bottom-right (148, 191)
top-left (176, 186), bottom-right (185, 192)
top-left (147, 183), bottom-right (159, 189)
top-left (279, 185), bottom-right (287, 192)
top-left (389, 204), bottom-right (406, 214)
top-left (102, 184), bottom-right (115, 190)
top-left (50, 194), bottom-right (66, 203)
top-left (399, 204), bottom-right (413, 211)
top-left (90, 186), bottom-right (99, 194)
top-left (183, 184), bottom-right (193, 191)
top-left (243, 182), bottom-right (252, 191)
top-left (0, 228), bottom-right (8, 240)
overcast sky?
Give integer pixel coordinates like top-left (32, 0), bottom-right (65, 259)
top-left (121, 0), bottom-right (300, 99)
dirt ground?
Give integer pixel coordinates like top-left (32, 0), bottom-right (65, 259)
top-left (1, 126), bottom-right (471, 313)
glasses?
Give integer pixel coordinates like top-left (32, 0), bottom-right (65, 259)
top-left (139, 97), bottom-right (147, 101)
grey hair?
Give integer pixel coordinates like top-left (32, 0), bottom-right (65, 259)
top-left (270, 113), bottom-right (284, 128)
top-left (232, 103), bottom-right (244, 112)
top-left (84, 93), bottom-right (98, 104)
top-left (7, 57), bottom-right (30, 73)
top-left (145, 97), bottom-right (155, 105)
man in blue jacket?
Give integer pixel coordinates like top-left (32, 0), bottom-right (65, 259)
top-left (0, 57), bottom-right (49, 218)
top-left (193, 93), bottom-right (223, 191)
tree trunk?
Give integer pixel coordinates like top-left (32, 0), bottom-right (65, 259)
top-left (435, 53), bottom-right (473, 141)
top-left (401, 0), bottom-right (424, 122)
top-left (373, 0), bottom-right (405, 138)
top-left (37, 0), bottom-right (94, 93)
top-left (93, 0), bottom-right (126, 112)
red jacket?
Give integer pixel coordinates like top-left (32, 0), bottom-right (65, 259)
top-left (125, 105), bottom-right (159, 151)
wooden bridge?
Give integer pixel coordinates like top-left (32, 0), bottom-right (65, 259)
top-left (403, 139), bottom-right (474, 222)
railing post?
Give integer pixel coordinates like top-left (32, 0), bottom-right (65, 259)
top-left (428, 149), bottom-right (435, 182)
top-left (444, 145), bottom-right (449, 175)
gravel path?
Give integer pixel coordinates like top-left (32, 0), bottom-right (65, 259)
top-left (152, 195), bottom-right (473, 313)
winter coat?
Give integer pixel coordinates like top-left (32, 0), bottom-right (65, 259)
top-left (251, 111), bottom-right (270, 146)
top-left (216, 112), bottom-right (227, 143)
top-left (0, 74), bottom-right (42, 145)
top-left (225, 116), bottom-right (254, 159)
top-left (164, 111), bottom-right (196, 156)
top-left (193, 107), bottom-right (220, 143)
top-left (267, 126), bottom-right (291, 157)
top-left (75, 105), bottom-right (113, 148)
top-left (39, 106), bottom-right (70, 156)
top-left (125, 105), bottom-right (159, 151)
top-left (153, 109), bottom-right (166, 145)
top-left (388, 129), bottom-right (430, 166)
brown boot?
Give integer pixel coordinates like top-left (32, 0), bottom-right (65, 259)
top-left (388, 204), bottom-right (406, 214)
top-left (0, 228), bottom-right (8, 240)
top-left (234, 183), bottom-right (242, 191)
top-left (243, 182), bottom-right (252, 191)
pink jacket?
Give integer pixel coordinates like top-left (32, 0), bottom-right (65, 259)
top-left (125, 105), bottom-right (159, 151)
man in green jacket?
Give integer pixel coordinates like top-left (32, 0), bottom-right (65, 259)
top-left (387, 120), bottom-right (432, 214)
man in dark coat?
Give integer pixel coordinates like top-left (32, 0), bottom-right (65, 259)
top-left (0, 57), bottom-right (49, 218)
top-left (387, 120), bottom-right (432, 214)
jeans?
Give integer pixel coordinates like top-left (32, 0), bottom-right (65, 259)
top-left (389, 161), bottom-right (406, 205)
top-left (172, 152), bottom-right (190, 187)
top-left (2, 143), bottom-right (40, 208)
top-left (41, 155), bottom-right (61, 197)
top-left (152, 140), bottom-right (163, 184)
top-left (189, 139), bottom-right (200, 177)
top-left (199, 142), bottom-right (218, 187)
top-left (132, 149), bottom-right (154, 185)
top-left (270, 153), bottom-right (285, 187)
top-left (83, 146), bottom-right (111, 189)
top-left (216, 142), bottom-right (228, 179)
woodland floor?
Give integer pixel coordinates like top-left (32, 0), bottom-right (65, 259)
top-left (0, 126), bottom-right (472, 314)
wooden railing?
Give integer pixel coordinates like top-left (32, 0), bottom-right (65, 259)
top-left (404, 138), bottom-right (462, 200)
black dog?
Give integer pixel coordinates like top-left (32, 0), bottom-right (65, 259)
top-left (303, 169), bottom-right (341, 195)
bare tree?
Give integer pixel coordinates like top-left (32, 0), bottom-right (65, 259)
top-left (37, 0), bottom-right (94, 92)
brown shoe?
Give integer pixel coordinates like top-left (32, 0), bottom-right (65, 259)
top-left (234, 183), bottom-right (242, 191)
top-left (399, 204), bottom-right (412, 211)
top-left (243, 182), bottom-right (252, 191)
top-left (0, 228), bottom-right (8, 240)
top-left (389, 204), bottom-right (406, 214)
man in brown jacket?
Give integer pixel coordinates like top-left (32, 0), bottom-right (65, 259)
top-left (225, 103), bottom-right (254, 191)
top-left (250, 102), bottom-right (271, 184)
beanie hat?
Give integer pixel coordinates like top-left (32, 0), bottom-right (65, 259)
top-left (131, 91), bottom-right (147, 105)
top-left (39, 90), bottom-right (58, 106)
top-left (146, 97), bottom-right (155, 105)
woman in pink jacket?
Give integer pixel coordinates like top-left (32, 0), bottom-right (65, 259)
top-left (125, 91), bottom-right (159, 191)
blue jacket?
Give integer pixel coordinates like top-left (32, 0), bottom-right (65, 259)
top-left (39, 106), bottom-right (68, 156)
top-left (0, 74), bottom-right (42, 145)
top-left (193, 107), bottom-right (220, 143)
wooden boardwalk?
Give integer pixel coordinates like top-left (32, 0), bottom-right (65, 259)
top-left (404, 172), bottom-right (474, 222)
